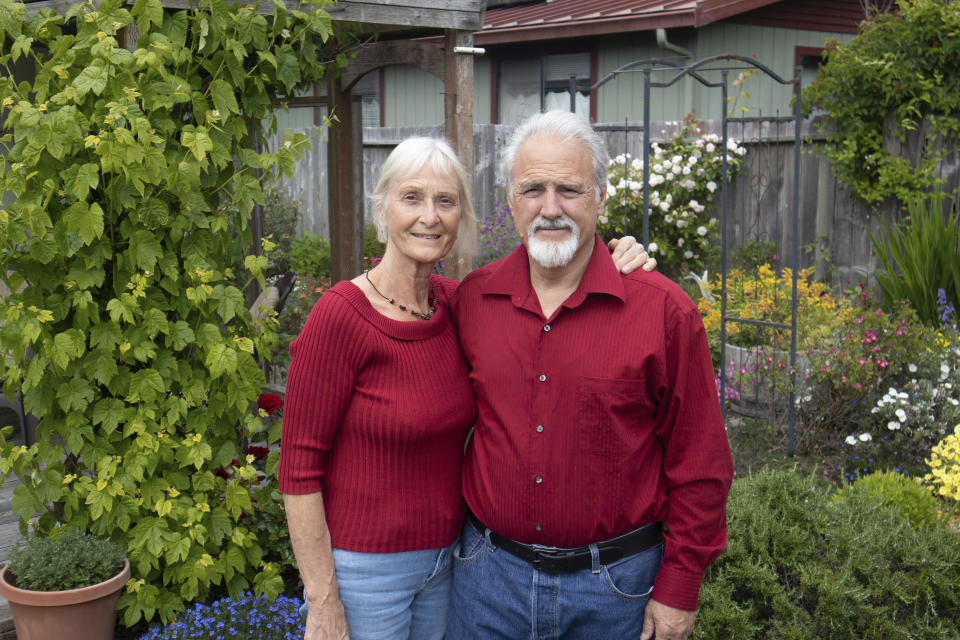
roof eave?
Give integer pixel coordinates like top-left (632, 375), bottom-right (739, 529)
top-left (694, 0), bottom-right (785, 27)
top-left (475, 11), bottom-right (696, 46)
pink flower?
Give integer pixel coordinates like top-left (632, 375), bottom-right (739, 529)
top-left (857, 358), bottom-right (866, 366)
top-left (877, 360), bottom-right (888, 368)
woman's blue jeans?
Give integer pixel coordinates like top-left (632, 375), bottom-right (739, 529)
top-left (446, 518), bottom-right (663, 639)
top-left (299, 543), bottom-right (455, 640)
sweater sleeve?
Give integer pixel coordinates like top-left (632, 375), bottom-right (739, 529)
top-left (651, 299), bottom-right (734, 610)
top-left (278, 290), bottom-right (364, 495)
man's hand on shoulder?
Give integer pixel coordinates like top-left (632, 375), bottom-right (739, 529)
top-left (640, 598), bottom-right (696, 640)
top-left (608, 236), bottom-right (657, 274)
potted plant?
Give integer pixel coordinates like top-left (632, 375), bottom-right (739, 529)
top-left (0, 528), bottom-right (130, 640)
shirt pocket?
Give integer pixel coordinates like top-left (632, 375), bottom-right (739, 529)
top-left (577, 376), bottom-right (653, 459)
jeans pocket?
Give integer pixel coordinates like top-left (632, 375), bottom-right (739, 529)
top-left (452, 524), bottom-right (489, 564)
top-left (600, 542), bottom-right (663, 600)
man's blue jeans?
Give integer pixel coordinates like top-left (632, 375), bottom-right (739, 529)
top-left (299, 542), bottom-right (455, 640)
top-left (446, 518), bottom-right (663, 639)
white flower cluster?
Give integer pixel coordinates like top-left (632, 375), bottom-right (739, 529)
top-left (871, 387), bottom-right (911, 430)
top-left (845, 432), bottom-right (873, 445)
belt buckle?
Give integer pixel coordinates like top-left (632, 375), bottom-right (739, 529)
top-left (531, 547), bottom-right (578, 572)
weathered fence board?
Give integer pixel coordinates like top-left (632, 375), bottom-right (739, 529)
top-left (273, 118), bottom-right (960, 286)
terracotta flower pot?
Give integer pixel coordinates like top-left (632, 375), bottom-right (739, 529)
top-left (0, 560), bottom-right (130, 640)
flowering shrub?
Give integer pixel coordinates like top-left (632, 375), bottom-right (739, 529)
top-left (138, 592), bottom-right (304, 640)
top-left (697, 264), bottom-right (854, 357)
top-left (926, 424), bottom-right (960, 522)
top-left (476, 199), bottom-right (519, 268)
top-left (599, 114), bottom-right (746, 280)
top-left (798, 298), bottom-right (960, 480)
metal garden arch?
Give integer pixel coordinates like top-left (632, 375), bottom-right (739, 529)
top-left (572, 55), bottom-right (804, 453)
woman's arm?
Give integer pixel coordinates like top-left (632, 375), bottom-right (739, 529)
top-left (285, 492), bottom-right (350, 640)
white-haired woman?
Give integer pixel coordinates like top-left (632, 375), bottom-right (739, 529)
top-left (278, 136), bottom-right (649, 640)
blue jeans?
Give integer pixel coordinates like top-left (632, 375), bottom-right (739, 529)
top-left (446, 519), bottom-right (663, 640)
top-left (299, 543), bottom-right (455, 640)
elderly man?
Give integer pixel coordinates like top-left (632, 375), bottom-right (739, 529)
top-left (446, 111), bottom-right (733, 640)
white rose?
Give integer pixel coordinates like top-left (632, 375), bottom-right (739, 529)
top-left (887, 421), bottom-right (901, 431)
top-left (859, 432), bottom-right (872, 442)
top-left (895, 408), bottom-right (907, 421)
top-left (706, 143), bottom-right (715, 153)
top-left (606, 183), bottom-right (617, 197)
top-left (697, 226), bottom-right (708, 236)
top-left (648, 242), bottom-right (658, 252)
top-left (707, 181), bottom-right (717, 193)
top-left (845, 435), bottom-right (857, 446)
top-left (677, 237), bottom-right (684, 246)
top-left (684, 250), bottom-right (694, 259)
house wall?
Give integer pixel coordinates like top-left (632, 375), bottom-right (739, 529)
top-left (595, 24), bottom-right (855, 123)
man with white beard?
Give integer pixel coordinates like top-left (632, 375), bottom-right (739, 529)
top-left (446, 111), bottom-right (733, 640)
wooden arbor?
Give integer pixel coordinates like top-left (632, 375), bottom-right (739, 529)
top-left (325, 1), bottom-right (485, 282)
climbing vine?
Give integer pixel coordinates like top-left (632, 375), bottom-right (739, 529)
top-left (0, 0), bottom-right (343, 626)
top-left (802, 0), bottom-right (960, 205)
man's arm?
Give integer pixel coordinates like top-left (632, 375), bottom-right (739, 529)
top-left (284, 492), bottom-right (349, 640)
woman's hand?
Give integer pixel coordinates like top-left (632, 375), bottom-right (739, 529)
top-left (304, 598), bottom-right (349, 640)
top-left (608, 236), bottom-right (657, 274)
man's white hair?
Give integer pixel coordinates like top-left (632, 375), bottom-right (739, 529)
top-left (501, 111), bottom-right (609, 204)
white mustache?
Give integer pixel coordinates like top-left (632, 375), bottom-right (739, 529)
top-left (531, 216), bottom-right (575, 234)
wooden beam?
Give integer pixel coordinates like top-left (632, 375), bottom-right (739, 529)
top-left (341, 40), bottom-right (444, 91)
top-left (443, 29), bottom-right (476, 280)
top-left (24, 0), bottom-right (485, 29)
top-left (326, 0), bottom-right (484, 31)
top-left (327, 77), bottom-right (364, 284)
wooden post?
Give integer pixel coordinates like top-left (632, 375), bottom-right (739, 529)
top-left (327, 76), bottom-right (364, 283)
top-left (444, 29), bottom-right (476, 280)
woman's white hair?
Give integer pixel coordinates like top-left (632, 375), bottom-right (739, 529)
top-left (370, 137), bottom-right (476, 254)
top-left (501, 110), bottom-right (609, 203)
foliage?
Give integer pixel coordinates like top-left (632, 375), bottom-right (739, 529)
top-left (871, 193), bottom-right (960, 326)
top-left (834, 470), bottom-right (939, 529)
top-left (798, 296), bottom-right (960, 480)
top-left (362, 221), bottom-right (386, 270)
top-left (730, 237), bottom-right (777, 273)
top-left (137, 592), bottom-right (305, 639)
top-left (926, 424), bottom-right (960, 518)
top-left (697, 264), bottom-right (854, 358)
top-left (599, 113), bottom-right (746, 280)
top-left (695, 467), bottom-right (960, 640)
top-left (7, 527), bottom-right (126, 591)
top-left (801, 0), bottom-right (960, 205)
top-left (262, 187), bottom-right (303, 279)
top-left (476, 198), bottom-right (519, 268)
top-left (0, 0), bottom-right (340, 626)
top-left (288, 232), bottom-right (331, 280)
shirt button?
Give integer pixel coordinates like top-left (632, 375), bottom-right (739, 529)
top-left (539, 374), bottom-right (546, 382)
top-left (535, 524), bottom-right (542, 531)
top-left (535, 476), bottom-right (542, 484)
top-left (536, 425), bottom-right (544, 433)
top-left (543, 324), bottom-right (551, 332)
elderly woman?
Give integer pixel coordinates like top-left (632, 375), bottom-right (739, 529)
top-left (278, 136), bottom-right (650, 640)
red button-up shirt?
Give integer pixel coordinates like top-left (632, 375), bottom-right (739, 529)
top-left (451, 237), bottom-right (733, 610)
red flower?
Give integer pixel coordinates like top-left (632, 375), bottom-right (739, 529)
top-left (258, 393), bottom-right (283, 415)
top-left (246, 446), bottom-right (270, 460)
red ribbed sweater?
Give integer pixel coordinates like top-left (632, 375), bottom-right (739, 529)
top-left (277, 275), bottom-right (477, 552)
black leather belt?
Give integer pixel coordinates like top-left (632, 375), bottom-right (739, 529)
top-left (468, 512), bottom-right (662, 574)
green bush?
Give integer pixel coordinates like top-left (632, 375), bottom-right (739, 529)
top-left (262, 187), bottom-right (303, 279)
top-left (696, 468), bottom-right (960, 640)
top-left (802, 0), bottom-right (960, 205)
top-left (363, 221), bottom-right (386, 268)
top-left (0, 0), bottom-right (340, 626)
top-left (288, 232), bottom-right (331, 280)
top-left (834, 470), bottom-right (939, 530)
top-left (8, 528), bottom-right (126, 591)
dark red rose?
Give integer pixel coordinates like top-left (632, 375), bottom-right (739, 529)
top-left (258, 393), bottom-right (283, 415)
top-left (246, 446), bottom-right (270, 460)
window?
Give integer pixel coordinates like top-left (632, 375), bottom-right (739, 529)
top-left (498, 52), bottom-right (590, 124)
top-left (353, 70), bottom-right (382, 128)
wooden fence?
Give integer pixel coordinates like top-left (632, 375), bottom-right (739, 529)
top-left (269, 118), bottom-right (960, 286)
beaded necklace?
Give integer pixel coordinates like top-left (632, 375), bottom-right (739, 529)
top-left (364, 270), bottom-right (436, 320)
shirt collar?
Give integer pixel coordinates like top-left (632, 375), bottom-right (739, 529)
top-left (481, 234), bottom-right (627, 310)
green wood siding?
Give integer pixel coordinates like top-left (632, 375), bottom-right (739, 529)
top-left (596, 24), bottom-right (854, 123)
top-left (375, 25), bottom-right (855, 126)
top-left (383, 64), bottom-right (444, 126)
